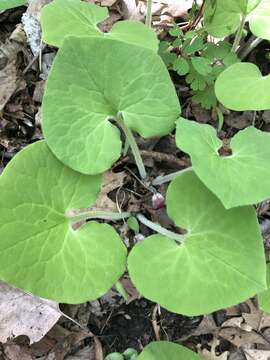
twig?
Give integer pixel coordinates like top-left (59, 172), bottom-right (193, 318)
top-left (152, 304), bottom-right (161, 341)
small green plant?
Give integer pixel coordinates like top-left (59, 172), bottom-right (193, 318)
top-left (105, 348), bottom-right (138, 360)
top-left (1, 1), bottom-right (270, 356)
top-left (105, 342), bottom-right (200, 360)
top-left (159, 28), bottom-right (239, 109)
top-left (137, 341), bottom-right (200, 359)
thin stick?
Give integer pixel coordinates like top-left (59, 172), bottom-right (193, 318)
top-left (116, 113), bottom-right (147, 180)
top-left (137, 213), bottom-right (184, 244)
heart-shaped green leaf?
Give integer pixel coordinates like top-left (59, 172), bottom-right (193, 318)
top-left (0, 0), bottom-right (26, 10)
top-left (258, 263), bottom-right (270, 313)
top-left (41, 0), bottom-right (158, 51)
top-left (204, 0), bottom-right (240, 37)
top-left (220, 0), bottom-right (262, 14)
top-left (128, 171), bottom-right (266, 315)
top-left (42, 37), bottom-right (180, 175)
top-left (204, 0), bottom-right (266, 38)
top-left (0, 141), bottom-right (127, 303)
top-left (215, 63), bottom-right (270, 111)
top-left (176, 118), bottom-right (270, 208)
top-left (137, 341), bottom-right (201, 360)
top-left (249, 0), bottom-right (270, 40)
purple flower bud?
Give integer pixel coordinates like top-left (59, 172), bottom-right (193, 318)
top-left (134, 233), bottom-right (145, 242)
top-left (152, 192), bottom-right (165, 209)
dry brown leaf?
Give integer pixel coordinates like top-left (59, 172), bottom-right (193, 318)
top-left (43, 332), bottom-right (91, 360)
top-left (0, 281), bottom-right (61, 344)
top-left (242, 300), bottom-right (270, 331)
top-left (120, 277), bottom-right (140, 303)
top-left (221, 317), bottom-right (243, 329)
top-left (92, 171), bottom-right (126, 211)
top-left (0, 29), bottom-right (26, 112)
top-left (180, 315), bottom-right (218, 341)
top-left (244, 349), bottom-right (270, 360)
top-left (3, 343), bottom-right (33, 360)
top-left (66, 346), bottom-right (95, 360)
top-left (157, 0), bottom-right (193, 17)
top-left (198, 339), bottom-right (229, 360)
top-left (219, 327), bottom-right (268, 347)
top-left (121, 0), bottom-right (194, 23)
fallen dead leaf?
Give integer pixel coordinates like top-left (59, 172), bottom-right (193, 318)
top-left (0, 27), bottom-right (26, 112)
top-left (119, 277), bottom-right (140, 303)
top-left (66, 346), bottom-right (95, 360)
top-left (3, 343), bottom-right (33, 360)
top-left (198, 339), bottom-right (229, 360)
top-left (41, 332), bottom-right (91, 360)
top-left (219, 327), bottom-right (268, 347)
top-left (0, 281), bottom-right (61, 344)
top-left (242, 300), bottom-right (270, 332)
top-left (92, 170), bottom-right (126, 212)
top-left (121, 0), bottom-right (195, 24)
top-left (244, 349), bottom-right (270, 360)
top-left (180, 315), bottom-right (218, 341)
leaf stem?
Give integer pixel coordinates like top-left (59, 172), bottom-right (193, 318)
top-left (240, 36), bottom-right (263, 60)
top-left (145, 0), bottom-right (153, 27)
top-left (116, 113), bottom-right (147, 180)
top-left (137, 213), bottom-right (184, 244)
top-left (231, 14), bottom-right (247, 53)
top-left (115, 281), bottom-right (129, 301)
top-left (67, 209), bottom-right (131, 222)
top-left (152, 167), bottom-right (192, 186)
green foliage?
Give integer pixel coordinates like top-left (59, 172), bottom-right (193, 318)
top-left (0, 141), bottom-right (127, 303)
top-left (258, 263), bottom-right (270, 313)
top-left (105, 348), bottom-right (138, 360)
top-left (128, 170), bottom-right (266, 316)
top-left (159, 31), bottom-right (238, 109)
top-left (127, 216), bottom-right (140, 234)
top-left (137, 341), bottom-right (200, 359)
top-left (42, 37), bottom-right (180, 175)
top-left (0, 0), bottom-right (26, 10)
top-left (176, 118), bottom-right (270, 208)
top-left (1, 0), bottom-right (270, 320)
top-left (249, 0), bottom-right (270, 40)
top-left (204, 0), bottom-right (240, 37)
top-left (41, 0), bottom-right (158, 50)
top-left (220, 0), bottom-right (262, 14)
top-left (123, 349), bottom-right (138, 359)
top-left (215, 63), bottom-right (270, 111)
top-left (205, 0), bottom-right (270, 40)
